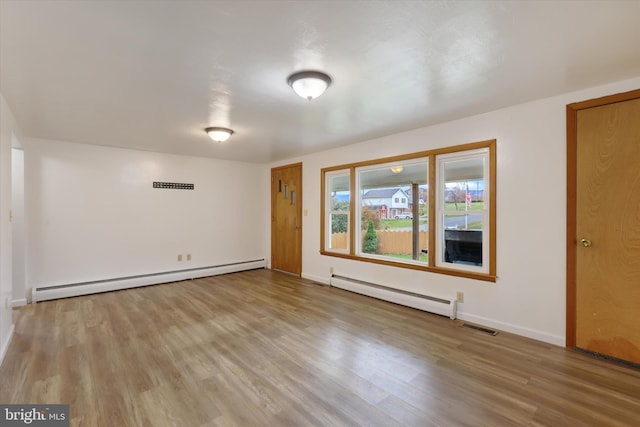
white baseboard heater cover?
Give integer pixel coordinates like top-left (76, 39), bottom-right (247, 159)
top-left (330, 274), bottom-right (457, 319)
top-left (32, 259), bottom-right (266, 303)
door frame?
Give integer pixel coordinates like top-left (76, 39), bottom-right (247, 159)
top-left (271, 162), bottom-right (303, 276)
top-left (566, 88), bottom-right (640, 348)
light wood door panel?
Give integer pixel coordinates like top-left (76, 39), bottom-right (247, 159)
top-left (576, 97), bottom-right (640, 364)
top-left (271, 163), bottom-right (302, 275)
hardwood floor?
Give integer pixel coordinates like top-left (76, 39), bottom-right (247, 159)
top-left (1, 269), bottom-right (639, 426)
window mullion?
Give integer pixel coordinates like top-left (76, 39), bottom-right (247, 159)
top-left (428, 155), bottom-right (436, 267)
top-left (412, 182), bottom-right (419, 260)
top-left (349, 166), bottom-right (356, 255)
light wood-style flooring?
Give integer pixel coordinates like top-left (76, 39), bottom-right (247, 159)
top-left (1, 269), bottom-right (639, 426)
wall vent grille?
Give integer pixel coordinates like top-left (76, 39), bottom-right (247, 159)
top-left (153, 181), bottom-right (194, 190)
top-left (461, 323), bottom-right (498, 336)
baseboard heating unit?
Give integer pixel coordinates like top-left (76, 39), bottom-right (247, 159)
top-left (32, 259), bottom-right (266, 303)
top-left (330, 274), bottom-right (457, 319)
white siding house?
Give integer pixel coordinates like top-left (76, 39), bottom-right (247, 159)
top-left (362, 188), bottom-right (410, 218)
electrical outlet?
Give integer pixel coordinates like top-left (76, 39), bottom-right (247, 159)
top-left (330, 267), bottom-right (334, 274)
top-left (178, 254), bottom-right (183, 262)
top-left (456, 291), bottom-right (464, 303)
top-left (186, 254), bottom-right (191, 261)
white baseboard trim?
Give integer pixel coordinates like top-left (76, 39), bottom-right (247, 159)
top-left (299, 273), bottom-right (563, 346)
top-left (32, 259), bottom-right (266, 303)
top-left (301, 272), bottom-right (330, 285)
top-left (330, 274), bottom-right (457, 320)
top-left (11, 298), bottom-right (27, 307)
top-left (0, 324), bottom-right (15, 368)
top-left (458, 312), bottom-right (565, 347)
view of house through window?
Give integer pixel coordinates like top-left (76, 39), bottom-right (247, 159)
top-left (321, 140), bottom-right (495, 281)
top-left (357, 159), bottom-right (428, 264)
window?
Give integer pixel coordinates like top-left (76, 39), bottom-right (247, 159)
top-left (357, 158), bottom-right (428, 264)
top-left (436, 148), bottom-right (489, 274)
top-left (321, 139), bottom-right (496, 282)
top-left (324, 169), bottom-right (351, 253)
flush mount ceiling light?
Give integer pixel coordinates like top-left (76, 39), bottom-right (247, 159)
top-left (205, 127), bottom-right (234, 142)
top-left (287, 70), bottom-right (332, 100)
top-left (390, 166), bottom-right (404, 174)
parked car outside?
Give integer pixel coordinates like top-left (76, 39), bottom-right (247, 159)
top-left (395, 212), bottom-right (413, 219)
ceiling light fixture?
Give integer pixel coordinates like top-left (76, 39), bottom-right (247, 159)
top-left (205, 127), bottom-right (234, 142)
top-left (390, 166), bottom-right (404, 174)
top-left (287, 70), bottom-right (332, 100)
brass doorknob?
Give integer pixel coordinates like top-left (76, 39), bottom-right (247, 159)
top-left (580, 239), bottom-right (592, 247)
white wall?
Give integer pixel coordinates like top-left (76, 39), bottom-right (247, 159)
top-left (23, 138), bottom-right (268, 291)
top-left (272, 76), bottom-right (640, 346)
top-left (11, 147), bottom-right (26, 305)
top-left (0, 93), bottom-right (22, 365)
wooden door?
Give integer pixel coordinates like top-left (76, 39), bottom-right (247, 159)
top-left (271, 163), bottom-right (302, 275)
top-left (570, 92), bottom-right (640, 364)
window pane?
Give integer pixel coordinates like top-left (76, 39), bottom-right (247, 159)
top-left (443, 215), bottom-right (483, 265)
top-left (326, 170), bottom-right (350, 253)
top-left (330, 175), bottom-right (350, 210)
top-left (330, 213), bottom-right (349, 250)
top-left (357, 159), bottom-right (428, 262)
top-left (438, 150), bottom-right (488, 272)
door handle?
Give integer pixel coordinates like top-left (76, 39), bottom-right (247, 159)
top-left (580, 238), bottom-right (592, 247)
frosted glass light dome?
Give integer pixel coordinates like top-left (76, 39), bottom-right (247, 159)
top-left (287, 71), bottom-right (332, 100)
top-left (205, 127), bottom-right (234, 142)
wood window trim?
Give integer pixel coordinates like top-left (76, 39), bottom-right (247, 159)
top-left (321, 139), bottom-right (497, 283)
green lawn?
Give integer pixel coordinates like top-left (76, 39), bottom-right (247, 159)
top-left (445, 201), bottom-right (484, 211)
top-left (380, 218), bottom-right (428, 229)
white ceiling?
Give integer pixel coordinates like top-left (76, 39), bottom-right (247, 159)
top-left (1, 1), bottom-right (639, 163)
